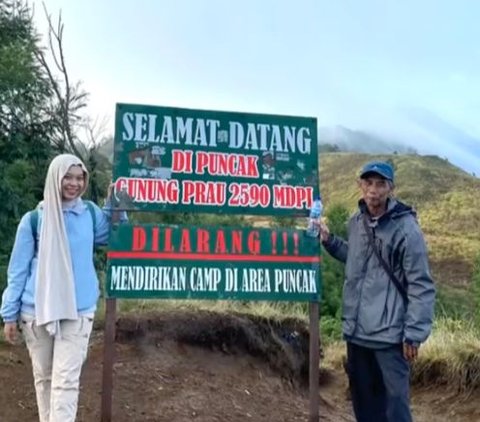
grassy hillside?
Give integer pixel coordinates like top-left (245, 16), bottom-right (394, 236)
top-left (319, 153), bottom-right (480, 285)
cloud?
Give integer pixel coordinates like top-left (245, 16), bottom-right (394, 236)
top-left (398, 107), bottom-right (480, 174)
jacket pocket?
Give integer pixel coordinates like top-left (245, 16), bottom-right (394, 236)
top-left (357, 268), bottom-right (403, 336)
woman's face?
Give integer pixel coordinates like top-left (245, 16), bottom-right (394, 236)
top-left (61, 165), bottom-right (85, 200)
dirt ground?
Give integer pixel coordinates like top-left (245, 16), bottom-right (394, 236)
top-left (0, 310), bottom-right (478, 422)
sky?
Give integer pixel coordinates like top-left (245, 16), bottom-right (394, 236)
top-left (32, 0), bottom-right (480, 174)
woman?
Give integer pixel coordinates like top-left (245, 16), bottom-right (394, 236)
top-left (1, 154), bottom-right (123, 422)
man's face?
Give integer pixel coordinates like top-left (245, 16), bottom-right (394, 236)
top-left (359, 174), bottom-right (392, 212)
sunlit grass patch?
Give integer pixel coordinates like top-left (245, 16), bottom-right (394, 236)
top-left (412, 318), bottom-right (480, 392)
top-left (95, 299), bottom-right (312, 325)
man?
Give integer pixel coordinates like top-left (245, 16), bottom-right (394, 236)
top-left (319, 160), bottom-right (435, 422)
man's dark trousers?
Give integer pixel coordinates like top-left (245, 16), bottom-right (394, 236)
top-left (346, 342), bottom-right (412, 422)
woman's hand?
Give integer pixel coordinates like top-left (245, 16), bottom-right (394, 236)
top-left (106, 182), bottom-right (115, 202)
top-left (3, 322), bottom-right (18, 345)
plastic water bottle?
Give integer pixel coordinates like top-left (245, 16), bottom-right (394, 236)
top-left (306, 196), bottom-right (323, 237)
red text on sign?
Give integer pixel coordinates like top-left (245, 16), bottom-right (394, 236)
top-left (273, 185), bottom-right (313, 209)
top-left (228, 183), bottom-right (271, 207)
top-left (171, 150), bottom-right (194, 173)
top-left (181, 181), bottom-right (227, 206)
top-left (115, 177), bottom-right (179, 204)
top-left (195, 151), bottom-right (259, 178)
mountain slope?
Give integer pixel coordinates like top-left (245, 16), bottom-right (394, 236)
top-left (318, 126), bottom-right (417, 154)
top-left (319, 153), bottom-right (480, 284)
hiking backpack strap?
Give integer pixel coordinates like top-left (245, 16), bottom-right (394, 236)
top-left (84, 200), bottom-right (97, 234)
top-left (30, 210), bottom-right (39, 252)
top-left (362, 215), bottom-right (408, 305)
top-left (30, 200), bottom-right (97, 251)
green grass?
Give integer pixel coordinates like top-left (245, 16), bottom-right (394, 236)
top-left (435, 284), bottom-right (474, 320)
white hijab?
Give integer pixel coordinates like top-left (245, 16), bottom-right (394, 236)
top-left (35, 154), bottom-right (89, 335)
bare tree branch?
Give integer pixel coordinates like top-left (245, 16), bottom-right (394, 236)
top-left (34, 2), bottom-right (88, 159)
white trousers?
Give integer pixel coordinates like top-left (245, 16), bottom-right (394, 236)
top-left (21, 315), bottom-right (93, 422)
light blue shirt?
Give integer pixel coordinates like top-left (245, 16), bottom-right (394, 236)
top-left (1, 200), bottom-right (126, 322)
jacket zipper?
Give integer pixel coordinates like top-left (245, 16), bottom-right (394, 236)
top-left (351, 225), bottom-right (373, 337)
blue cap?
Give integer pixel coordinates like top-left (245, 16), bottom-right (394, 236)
top-left (360, 161), bottom-right (394, 182)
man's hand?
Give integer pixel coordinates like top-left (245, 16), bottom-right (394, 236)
top-left (403, 342), bottom-right (418, 362)
top-left (319, 220), bottom-right (330, 243)
top-left (3, 322), bottom-right (18, 345)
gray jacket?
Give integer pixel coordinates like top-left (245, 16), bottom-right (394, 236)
top-left (323, 199), bottom-right (435, 345)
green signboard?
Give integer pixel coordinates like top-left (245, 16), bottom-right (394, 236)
top-left (112, 103), bottom-right (319, 216)
top-left (107, 223), bottom-right (321, 301)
